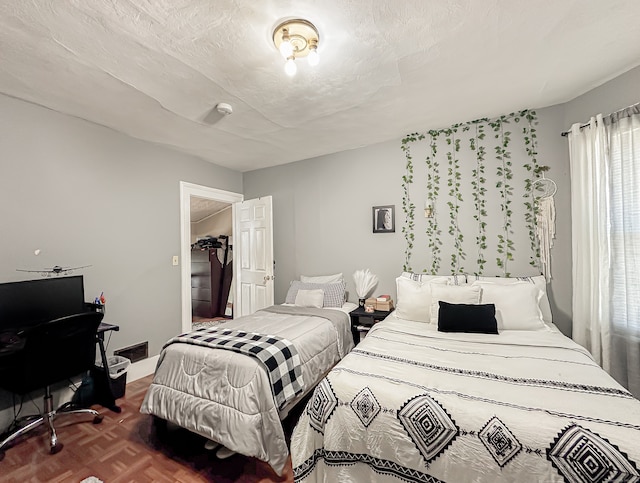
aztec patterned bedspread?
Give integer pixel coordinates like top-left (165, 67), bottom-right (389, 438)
top-left (291, 317), bottom-right (640, 482)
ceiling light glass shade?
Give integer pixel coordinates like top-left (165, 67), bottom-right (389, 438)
top-left (279, 39), bottom-right (293, 58)
top-left (307, 48), bottom-right (319, 66)
top-left (284, 57), bottom-right (297, 76)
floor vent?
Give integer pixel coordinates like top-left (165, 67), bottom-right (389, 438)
top-left (114, 341), bottom-right (148, 363)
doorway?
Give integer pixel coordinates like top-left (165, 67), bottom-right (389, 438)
top-left (179, 182), bottom-right (243, 334)
top-left (190, 198), bottom-right (233, 329)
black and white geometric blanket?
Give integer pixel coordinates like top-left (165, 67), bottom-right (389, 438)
top-left (291, 318), bottom-right (640, 482)
top-left (164, 328), bottom-right (304, 410)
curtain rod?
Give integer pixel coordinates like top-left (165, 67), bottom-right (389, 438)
top-left (561, 101), bottom-right (640, 137)
top-left (560, 122), bottom-right (590, 137)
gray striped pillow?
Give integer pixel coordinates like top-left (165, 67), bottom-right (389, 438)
top-left (285, 280), bottom-right (346, 308)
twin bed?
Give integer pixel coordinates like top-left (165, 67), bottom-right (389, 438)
top-left (141, 273), bottom-right (640, 482)
top-left (140, 276), bottom-right (354, 476)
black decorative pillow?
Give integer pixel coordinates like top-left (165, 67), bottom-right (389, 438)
top-left (437, 301), bottom-right (499, 334)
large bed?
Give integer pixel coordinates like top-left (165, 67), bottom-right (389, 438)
top-left (141, 298), bottom-right (355, 476)
top-left (291, 275), bottom-right (640, 482)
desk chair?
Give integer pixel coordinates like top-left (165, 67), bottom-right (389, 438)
top-left (0, 312), bottom-right (104, 461)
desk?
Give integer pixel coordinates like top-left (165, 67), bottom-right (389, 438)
top-left (0, 318), bottom-right (121, 410)
top-left (95, 322), bottom-right (121, 413)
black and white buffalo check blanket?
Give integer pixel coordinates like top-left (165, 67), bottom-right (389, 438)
top-left (164, 327), bottom-right (304, 410)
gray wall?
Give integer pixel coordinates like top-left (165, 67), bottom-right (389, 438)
top-left (243, 140), bottom-right (406, 305)
top-left (243, 65), bottom-right (640, 338)
top-left (0, 94), bottom-right (242, 358)
top-left (243, 108), bottom-right (572, 335)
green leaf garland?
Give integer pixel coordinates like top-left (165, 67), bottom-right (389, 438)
top-left (425, 130), bottom-right (442, 274)
top-left (401, 110), bottom-right (541, 276)
top-left (400, 133), bottom-right (421, 272)
top-left (522, 110), bottom-right (541, 270)
top-left (470, 120), bottom-right (488, 274)
top-left (490, 116), bottom-right (514, 276)
top-left (445, 126), bottom-right (465, 274)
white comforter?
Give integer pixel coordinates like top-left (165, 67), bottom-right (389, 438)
top-left (140, 305), bottom-right (354, 476)
top-left (291, 317), bottom-right (640, 482)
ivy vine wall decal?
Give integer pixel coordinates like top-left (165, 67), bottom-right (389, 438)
top-left (400, 110), bottom-right (541, 277)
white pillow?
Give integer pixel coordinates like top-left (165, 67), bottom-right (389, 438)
top-left (469, 275), bottom-right (552, 324)
top-left (430, 284), bottom-right (482, 323)
top-left (473, 282), bottom-right (546, 331)
top-left (300, 273), bottom-right (343, 284)
top-left (395, 277), bottom-right (447, 323)
top-left (294, 289), bottom-right (324, 308)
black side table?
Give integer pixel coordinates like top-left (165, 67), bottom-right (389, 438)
top-left (350, 306), bottom-right (393, 344)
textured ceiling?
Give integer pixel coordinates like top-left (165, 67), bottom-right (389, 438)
top-left (1, 1), bottom-right (639, 172)
top-left (190, 197), bottom-right (230, 223)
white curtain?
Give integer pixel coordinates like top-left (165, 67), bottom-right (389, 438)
top-left (569, 115), bottom-right (611, 367)
top-left (569, 107), bottom-right (640, 397)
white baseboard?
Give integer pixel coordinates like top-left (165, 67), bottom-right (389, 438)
top-left (127, 355), bottom-right (158, 383)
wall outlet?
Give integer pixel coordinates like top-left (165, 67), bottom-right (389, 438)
top-left (172, 255), bottom-right (179, 266)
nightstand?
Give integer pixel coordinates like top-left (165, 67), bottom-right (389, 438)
top-left (350, 306), bottom-right (394, 344)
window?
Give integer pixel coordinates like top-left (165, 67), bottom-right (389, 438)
top-left (609, 119), bottom-right (640, 336)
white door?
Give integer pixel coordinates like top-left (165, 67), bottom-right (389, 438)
top-left (233, 196), bottom-right (274, 316)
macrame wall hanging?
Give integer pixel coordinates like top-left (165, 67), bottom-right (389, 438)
top-left (532, 166), bottom-right (557, 281)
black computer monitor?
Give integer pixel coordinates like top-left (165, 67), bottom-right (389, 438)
top-left (0, 275), bottom-right (86, 330)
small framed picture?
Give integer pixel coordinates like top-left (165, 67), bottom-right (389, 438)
top-left (372, 205), bottom-right (395, 233)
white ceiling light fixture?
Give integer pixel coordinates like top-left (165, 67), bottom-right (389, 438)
top-left (273, 19), bottom-right (320, 76)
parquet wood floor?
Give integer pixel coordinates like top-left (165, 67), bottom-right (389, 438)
top-left (0, 375), bottom-right (296, 482)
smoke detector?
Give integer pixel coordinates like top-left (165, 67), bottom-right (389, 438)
top-left (215, 103), bottom-right (233, 115)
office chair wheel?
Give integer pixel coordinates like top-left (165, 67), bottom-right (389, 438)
top-left (50, 442), bottom-right (63, 455)
top-left (93, 415), bottom-right (104, 424)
